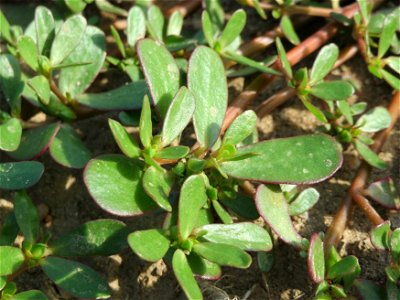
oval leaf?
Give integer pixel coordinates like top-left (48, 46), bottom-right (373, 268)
top-left (142, 166), bottom-right (174, 211)
top-left (193, 242), bottom-right (252, 269)
top-left (327, 255), bottom-right (360, 279)
top-left (355, 140), bottom-right (388, 170)
top-left (221, 134), bottom-right (342, 184)
top-left (188, 46), bottom-right (227, 148)
top-left (0, 54), bottom-right (24, 113)
top-left (128, 229), bottom-right (170, 262)
top-left (218, 9), bottom-right (246, 49)
top-left (34, 6), bottom-right (55, 55)
top-left (9, 123), bottom-right (60, 160)
top-left (179, 175), bottom-right (208, 240)
top-left (280, 15), bottom-right (300, 45)
top-left (310, 80), bottom-right (354, 101)
top-left (50, 219), bottom-right (129, 256)
top-left (367, 177), bottom-right (399, 210)
top-left (162, 86), bottom-right (195, 146)
top-left (308, 233), bottom-right (325, 283)
top-left (28, 75), bottom-right (50, 105)
top-left (127, 6), bottom-right (146, 48)
top-left (172, 249), bottom-right (203, 300)
top-left (196, 222), bottom-right (272, 251)
top-left (13, 190), bottom-right (39, 245)
top-left (0, 118), bottom-right (22, 151)
top-left (18, 35), bottom-right (39, 71)
top-left (370, 221), bottom-right (390, 250)
top-left (0, 161), bottom-right (44, 190)
top-left (155, 146), bottom-right (189, 160)
top-left (84, 154), bottom-right (156, 216)
top-left (137, 39), bottom-right (180, 118)
top-left (0, 246), bottom-right (24, 276)
top-left (12, 290), bottom-right (48, 300)
top-left (187, 252), bottom-right (221, 280)
top-left (223, 110), bottom-right (257, 145)
top-left (310, 43), bottom-right (339, 85)
top-left (355, 107), bottom-right (391, 133)
top-left (256, 184), bottom-right (303, 248)
top-left (108, 119), bottom-right (140, 158)
top-left (49, 124), bottom-right (91, 168)
top-left (41, 257), bottom-right (110, 299)
top-left (289, 188), bottom-right (320, 216)
top-left (59, 26), bottom-right (106, 97)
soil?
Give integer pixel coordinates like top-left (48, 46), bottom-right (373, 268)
top-left (1, 1), bottom-right (399, 300)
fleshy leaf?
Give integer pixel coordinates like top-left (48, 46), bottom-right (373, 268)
top-left (127, 6), bottom-right (146, 48)
top-left (193, 242), bottom-right (251, 268)
top-left (0, 161), bottom-right (44, 190)
top-left (34, 6), bottom-right (55, 55)
top-left (222, 51), bottom-right (281, 75)
top-left (128, 229), bottom-right (170, 262)
top-left (391, 228), bottom-right (400, 261)
top-left (76, 81), bottom-right (148, 110)
top-left (41, 257), bottom-right (110, 299)
top-left (59, 26), bottom-right (106, 97)
top-left (386, 56), bottom-right (400, 74)
top-left (212, 200), bottom-right (233, 224)
top-left (378, 12), bottom-right (397, 58)
top-left (64, 0), bottom-right (87, 13)
top-left (162, 86), bottom-right (195, 146)
top-left (0, 212), bottom-right (19, 246)
top-left (155, 146), bottom-right (189, 160)
top-left (178, 175), bottom-right (208, 240)
top-left (220, 193), bottom-right (259, 220)
top-left (280, 15), bottom-right (300, 45)
top-left (84, 154), bottom-right (156, 216)
top-left (256, 184), bottom-right (303, 248)
top-left (0, 118), bottom-right (22, 151)
top-left (381, 68), bottom-right (400, 90)
top-left (11, 290), bottom-right (48, 300)
top-left (310, 44), bottom-right (339, 85)
top-left (276, 37), bottom-right (292, 79)
top-left (223, 110), bottom-right (257, 145)
top-left (355, 279), bottom-right (385, 300)
top-left (50, 15), bottom-right (87, 65)
top-left (139, 95), bottom-right (152, 148)
top-left (0, 246), bottom-right (24, 276)
top-left (218, 9), bottom-right (246, 49)
top-left (137, 38), bottom-right (180, 118)
top-left (188, 46), bottom-right (227, 148)
top-left (370, 221), bottom-right (390, 250)
top-left (146, 6), bottom-right (164, 41)
top-left (9, 123), bottom-right (60, 160)
top-left (13, 191), bottom-right (39, 244)
top-left (0, 54), bottom-right (24, 114)
top-left (18, 36), bottom-right (39, 71)
top-left (0, 10), bottom-right (12, 44)
top-left (50, 219), bottom-right (129, 256)
top-left (142, 166), bottom-right (174, 211)
top-left (367, 177), bottom-right (399, 210)
top-left (355, 140), bottom-right (388, 170)
top-left (310, 80), bottom-right (354, 101)
top-left (196, 223), bottom-right (272, 251)
top-left (187, 252), bottom-right (221, 280)
top-left (167, 11), bottom-right (184, 36)
top-left (289, 188), bottom-right (320, 216)
top-left (172, 249), bottom-right (203, 300)
top-left (28, 75), bottom-right (50, 105)
top-left (221, 134), bottom-right (342, 184)
top-left (108, 119), bottom-right (140, 158)
top-left (307, 233), bottom-right (325, 283)
top-left (355, 107), bottom-right (391, 133)
top-left (202, 11), bottom-right (215, 47)
top-left (327, 255), bottom-right (360, 279)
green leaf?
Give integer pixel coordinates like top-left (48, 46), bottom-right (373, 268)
top-left (0, 246), bottom-right (24, 276)
top-left (95, 0), bottom-right (128, 16)
top-left (167, 11), bottom-right (184, 36)
top-left (378, 12), bottom-right (397, 58)
top-left (351, 102), bottom-right (367, 115)
top-left (139, 95), bottom-right (152, 148)
top-left (162, 86), bottom-right (195, 146)
top-left (370, 221), bottom-right (390, 250)
top-left (221, 134), bottom-right (342, 184)
top-left (188, 46), bottom-right (228, 148)
top-left (386, 56), bottom-right (400, 74)
top-left (327, 255), bottom-right (360, 279)
top-left (108, 119), bottom-right (140, 158)
top-left (223, 110), bottom-right (257, 145)
top-left (11, 290), bottom-right (48, 300)
top-left (51, 219), bottom-right (129, 256)
top-left (127, 6), bottom-right (146, 48)
top-left (146, 5), bottom-right (164, 41)
top-left (27, 75), bottom-right (50, 105)
top-left (128, 229), bottom-right (170, 262)
top-left (337, 100), bottom-right (353, 125)
top-left (193, 242), bottom-right (251, 268)
top-left (381, 69), bottom-right (400, 90)
top-left (280, 15), bottom-right (300, 45)
top-left (307, 233), bottom-right (325, 283)
top-left (0, 54), bottom-right (24, 114)
top-left (0, 212), bottom-right (19, 246)
top-left (18, 36), bottom-right (39, 71)
top-left (0, 10), bottom-right (12, 44)
top-left (310, 44), bottom-right (339, 85)
top-left (276, 37), bottom-right (292, 79)
top-left (256, 184), bottom-right (303, 248)
top-left (34, 6), bottom-right (55, 55)
top-left (218, 9), bottom-right (246, 49)
top-left (58, 26), bottom-right (106, 97)
top-left (202, 11), bottom-right (215, 48)
top-left (220, 193), bottom-right (259, 220)
top-left (41, 257), bottom-right (110, 299)
top-left (155, 146), bottom-right (189, 160)
top-left (179, 175), bottom-right (208, 240)
top-left (84, 154), bottom-right (156, 216)
top-left (172, 249), bottom-right (203, 300)
top-left (204, 0), bottom-right (224, 30)
top-left (76, 81), bottom-right (148, 110)
top-left (391, 228), bottom-right (400, 261)
top-left (355, 140), bottom-right (388, 170)
top-left (110, 25), bottom-right (126, 58)
top-left (13, 190), bottom-right (39, 244)
top-left (367, 178), bottom-right (399, 210)
top-left (0, 161), bottom-right (44, 190)
top-left (196, 223), bottom-right (272, 251)
top-left (137, 39), bottom-right (180, 118)
top-left (64, 0), bottom-right (87, 13)
top-left (355, 280), bottom-right (385, 300)
top-left (9, 123), bottom-right (60, 160)
top-left (142, 166), bottom-right (174, 211)
top-left (222, 51), bottom-right (281, 75)
top-left (310, 80), bottom-right (354, 101)
top-left (50, 15), bottom-right (87, 65)
top-left (386, 265), bottom-right (400, 282)
top-left (355, 107), bottom-right (391, 133)
top-left (289, 188), bottom-right (320, 216)
top-left (187, 252), bottom-right (221, 279)
top-left (0, 118), bottom-right (22, 151)
top-left (211, 200), bottom-right (233, 224)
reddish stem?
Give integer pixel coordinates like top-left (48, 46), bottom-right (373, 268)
top-left (165, 0), bottom-right (202, 17)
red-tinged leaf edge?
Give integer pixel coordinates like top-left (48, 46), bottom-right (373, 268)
top-left (307, 233), bottom-right (325, 283)
top-left (366, 177), bottom-right (400, 210)
top-left (369, 220), bottom-right (391, 250)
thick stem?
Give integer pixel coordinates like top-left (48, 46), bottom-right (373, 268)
top-left (49, 79), bottom-right (69, 106)
top-left (324, 91), bottom-right (400, 252)
top-left (257, 2), bottom-right (338, 18)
